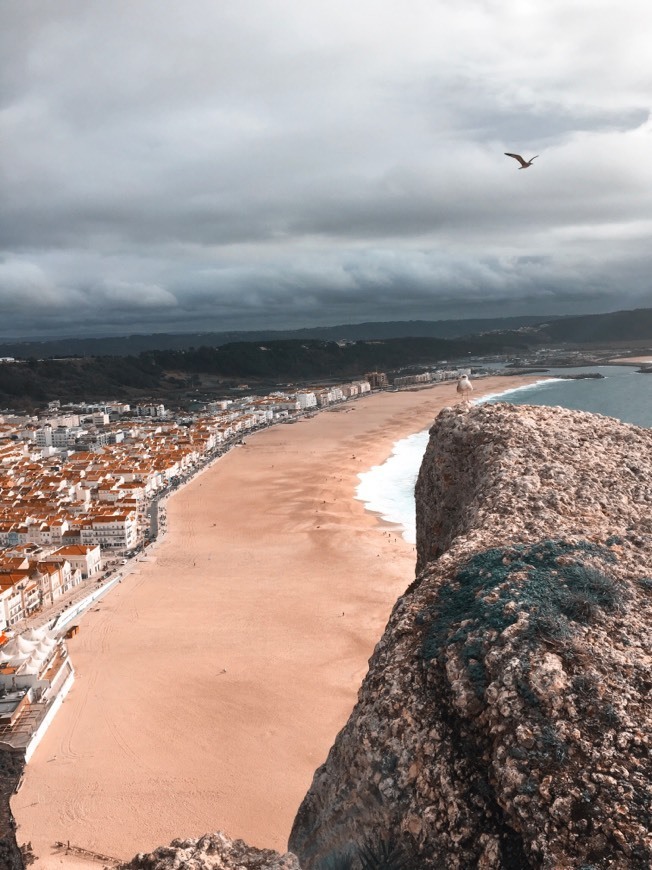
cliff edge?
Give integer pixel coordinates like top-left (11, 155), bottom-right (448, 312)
top-left (122, 403), bottom-right (652, 869)
top-left (289, 403), bottom-right (652, 868)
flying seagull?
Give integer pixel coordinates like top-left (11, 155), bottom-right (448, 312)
top-left (505, 152), bottom-right (538, 169)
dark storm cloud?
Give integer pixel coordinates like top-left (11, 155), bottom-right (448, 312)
top-left (1, 0), bottom-right (652, 337)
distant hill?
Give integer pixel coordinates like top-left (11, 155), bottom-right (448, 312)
top-left (0, 315), bottom-right (556, 359)
top-left (144, 332), bottom-right (531, 381)
top-left (0, 356), bottom-right (162, 408)
top-left (530, 308), bottom-right (652, 345)
top-left (0, 333), bottom-right (531, 410)
top-left (2, 305), bottom-right (652, 411)
top-left (5, 308), bottom-right (652, 362)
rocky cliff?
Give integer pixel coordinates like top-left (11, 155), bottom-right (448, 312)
top-left (123, 403), bottom-right (652, 869)
top-left (289, 403), bottom-right (652, 868)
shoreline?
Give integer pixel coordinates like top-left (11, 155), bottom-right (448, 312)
top-left (11, 375), bottom-right (544, 868)
top-left (354, 378), bottom-right (560, 543)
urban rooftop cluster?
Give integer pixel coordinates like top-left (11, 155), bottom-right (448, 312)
top-left (0, 366), bottom-right (471, 632)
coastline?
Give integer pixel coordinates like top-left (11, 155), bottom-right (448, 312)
top-left (355, 378), bottom-right (560, 544)
top-left (11, 375), bottom-right (544, 868)
top-left (609, 355), bottom-right (652, 366)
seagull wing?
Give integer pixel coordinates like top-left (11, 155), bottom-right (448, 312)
top-left (504, 152), bottom-right (528, 167)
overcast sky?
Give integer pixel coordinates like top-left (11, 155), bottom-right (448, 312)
top-left (2, 0), bottom-right (652, 338)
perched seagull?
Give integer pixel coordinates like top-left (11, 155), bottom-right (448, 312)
top-left (504, 152), bottom-right (538, 169)
top-left (457, 374), bottom-right (473, 402)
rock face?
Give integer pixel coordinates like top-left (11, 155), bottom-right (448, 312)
top-left (0, 751), bottom-right (26, 870)
top-left (290, 403), bottom-right (652, 869)
top-left (120, 831), bottom-right (301, 870)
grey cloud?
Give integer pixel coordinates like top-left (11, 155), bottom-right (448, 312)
top-left (90, 281), bottom-right (178, 310)
top-left (420, 74), bottom-right (650, 146)
top-left (0, 260), bottom-right (62, 310)
top-left (1, 1), bottom-right (652, 339)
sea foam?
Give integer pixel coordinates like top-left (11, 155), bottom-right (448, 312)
top-left (355, 429), bottom-right (428, 544)
top-left (355, 379), bottom-right (561, 543)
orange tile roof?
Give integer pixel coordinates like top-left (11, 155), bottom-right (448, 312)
top-left (54, 545), bottom-right (96, 556)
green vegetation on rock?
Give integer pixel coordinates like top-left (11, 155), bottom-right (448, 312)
top-left (422, 539), bottom-right (622, 699)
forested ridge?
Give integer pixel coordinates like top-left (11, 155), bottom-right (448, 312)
top-left (0, 334), bottom-right (530, 409)
top-left (2, 304), bottom-right (652, 411)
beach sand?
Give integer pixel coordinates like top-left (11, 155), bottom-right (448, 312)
top-left (12, 376), bottom-right (542, 868)
top-left (610, 355), bottom-right (652, 365)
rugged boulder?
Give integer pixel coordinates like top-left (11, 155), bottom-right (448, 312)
top-left (290, 403), bottom-right (652, 868)
top-left (120, 831), bottom-right (301, 870)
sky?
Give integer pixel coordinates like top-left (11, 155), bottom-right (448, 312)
top-left (1, 0), bottom-right (652, 338)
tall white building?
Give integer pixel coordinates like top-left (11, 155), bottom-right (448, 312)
top-left (295, 391), bottom-right (317, 410)
top-left (80, 513), bottom-right (138, 551)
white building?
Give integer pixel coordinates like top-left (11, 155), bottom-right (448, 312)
top-left (136, 404), bottom-right (167, 418)
top-left (269, 399), bottom-right (301, 413)
top-left (53, 544), bottom-right (102, 579)
top-left (315, 386), bottom-right (345, 406)
top-left (80, 512), bottom-right (138, 551)
top-left (0, 583), bottom-right (23, 629)
top-left (340, 384), bottom-right (360, 399)
top-left (295, 391), bottom-right (317, 410)
top-left (36, 425), bottom-right (85, 449)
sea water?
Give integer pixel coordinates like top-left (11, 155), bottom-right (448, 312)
top-left (355, 365), bottom-right (652, 543)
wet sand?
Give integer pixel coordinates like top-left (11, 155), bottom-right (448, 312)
top-left (12, 376), bottom-right (543, 867)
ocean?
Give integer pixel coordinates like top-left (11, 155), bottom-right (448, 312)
top-left (355, 364), bottom-right (652, 543)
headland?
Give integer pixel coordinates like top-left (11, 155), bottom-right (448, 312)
top-left (291, 402), bottom-right (652, 868)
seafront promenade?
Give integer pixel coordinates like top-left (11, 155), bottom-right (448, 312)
top-left (11, 375), bottom-right (543, 868)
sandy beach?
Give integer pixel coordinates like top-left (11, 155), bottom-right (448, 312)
top-left (610, 356), bottom-right (652, 365)
top-left (12, 375), bottom-right (543, 868)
